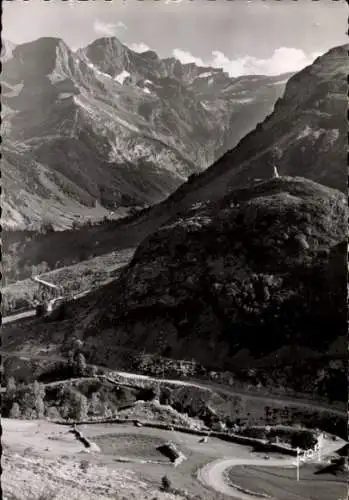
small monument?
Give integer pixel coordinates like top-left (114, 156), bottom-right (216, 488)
top-left (273, 166), bottom-right (280, 178)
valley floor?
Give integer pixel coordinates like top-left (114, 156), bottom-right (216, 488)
top-left (2, 419), bottom-right (347, 500)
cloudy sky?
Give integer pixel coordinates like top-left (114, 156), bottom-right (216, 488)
top-left (3, 0), bottom-right (347, 76)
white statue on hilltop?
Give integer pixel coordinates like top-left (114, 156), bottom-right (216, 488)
top-left (270, 146), bottom-right (282, 179)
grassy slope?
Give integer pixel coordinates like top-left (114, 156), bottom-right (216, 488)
top-left (79, 177), bottom-right (347, 367)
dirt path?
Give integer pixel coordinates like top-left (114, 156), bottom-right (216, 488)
top-left (2, 309), bottom-right (37, 324)
top-left (0, 349), bottom-right (345, 417)
top-left (107, 371), bottom-right (347, 417)
top-left (1, 287), bottom-right (95, 325)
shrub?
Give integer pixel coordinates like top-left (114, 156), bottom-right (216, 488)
top-left (151, 383), bottom-right (161, 402)
top-left (6, 376), bottom-right (17, 396)
top-left (9, 402), bottom-right (21, 418)
top-left (90, 365), bottom-right (98, 377)
top-left (290, 430), bottom-right (317, 450)
top-left (79, 459), bottom-right (90, 472)
top-left (76, 353), bottom-right (87, 377)
top-left (294, 233), bottom-right (310, 250)
top-left (76, 393), bottom-right (88, 420)
top-left (71, 220), bottom-right (82, 230)
top-left (33, 381), bottom-right (46, 418)
top-left (89, 392), bottom-right (100, 415)
top-left (39, 220), bottom-right (55, 235)
top-left (46, 406), bottom-right (61, 420)
top-left (161, 475), bottom-right (172, 492)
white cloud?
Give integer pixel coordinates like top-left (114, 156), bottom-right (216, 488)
top-left (172, 49), bottom-right (205, 67)
top-left (211, 48), bottom-right (322, 76)
top-left (93, 20), bottom-right (127, 37)
top-left (172, 47), bottom-right (322, 76)
top-left (129, 42), bottom-right (151, 53)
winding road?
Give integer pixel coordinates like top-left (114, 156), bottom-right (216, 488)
top-left (197, 436), bottom-right (346, 499)
top-left (2, 310), bottom-right (37, 325)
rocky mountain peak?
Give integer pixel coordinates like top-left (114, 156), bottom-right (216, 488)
top-left (78, 36), bottom-right (128, 76)
top-left (1, 35), bottom-right (290, 229)
top-left (9, 37), bottom-right (72, 79)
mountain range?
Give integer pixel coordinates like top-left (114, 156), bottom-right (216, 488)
top-left (2, 43), bottom-right (346, 401)
top-left (1, 36), bottom-right (290, 229)
top-left (2, 43), bottom-right (346, 283)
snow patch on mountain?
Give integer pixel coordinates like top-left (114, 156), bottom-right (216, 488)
top-left (233, 98), bottom-right (255, 104)
top-left (297, 125), bottom-right (326, 141)
top-left (115, 70), bottom-right (131, 85)
top-left (197, 72), bottom-right (213, 79)
top-left (85, 61), bottom-right (113, 79)
top-left (58, 92), bottom-right (75, 100)
top-left (114, 115), bottom-right (140, 133)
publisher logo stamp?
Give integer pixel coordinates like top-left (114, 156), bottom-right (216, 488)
top-left (292, 433), bottom-right (324, 481)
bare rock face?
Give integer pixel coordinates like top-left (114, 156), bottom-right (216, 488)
top-left (157, 43), bottom-right (347, 215)
top-left (82, 177), bottom-right (347, 374)
top-left (1, 36), bottom-right (288, 229)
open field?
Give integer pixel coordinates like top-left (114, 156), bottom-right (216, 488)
top-left (1, 418), bottom-right (241, 499)
top-left (91, 433), bottom-right (170, 462)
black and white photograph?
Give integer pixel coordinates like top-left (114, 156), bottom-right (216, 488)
top-left (1, 0), bottom-right (348, 499)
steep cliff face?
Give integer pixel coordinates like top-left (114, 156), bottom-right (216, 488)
top-left (155, 43), bottom-right (347, 213)
top-left (1, 36), bottom-right (288, 229)
top-left (80, 177), bottom-right (347, 373)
